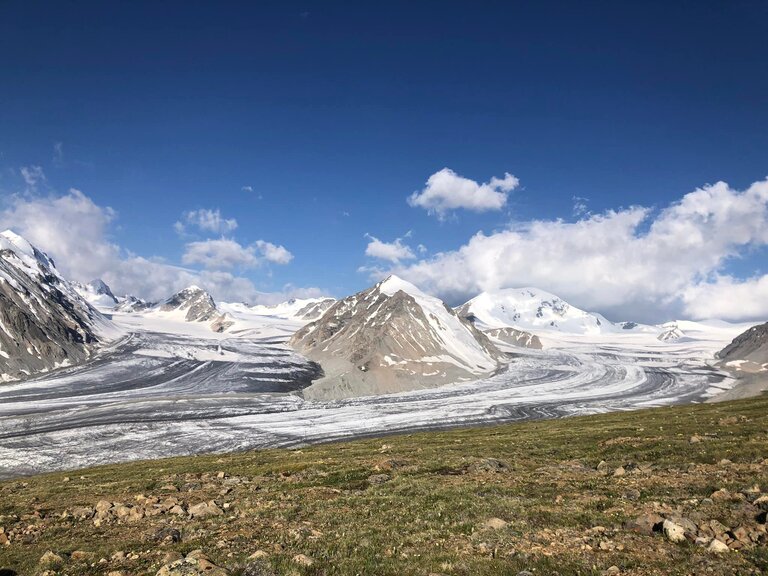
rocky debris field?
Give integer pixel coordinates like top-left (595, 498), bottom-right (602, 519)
top-left (0, 396), bottom-right (766, 575)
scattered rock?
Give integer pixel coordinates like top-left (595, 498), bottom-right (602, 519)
top-left (157, 550), bottom-right (229, 576)
top-left (624, 513), bottom-right (663, 535)
top-left (38, 551), bottom-right (64, 568)
top-left (708, 539), bottom-right (730, 553)
top-left (604, 566), bottom-right (621, 575)
top-left (248, 550), bottom-right (269, 560)
top-left (484, 517), bottom-right (508, 530)
top-left (613, 466), bottom-right (625, 477)
top-left (188, 501), bottom-right (223, 518)
top-left (662, 519), bottom-right (687, 543)
top-left (689, 435), bottom-right (702, 444)
top-left (292, 554), bottom-right (314, 567)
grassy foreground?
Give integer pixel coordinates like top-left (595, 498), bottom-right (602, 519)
top-left (0, 396), bottom-right (766, 576)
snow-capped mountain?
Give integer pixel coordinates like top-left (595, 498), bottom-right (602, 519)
top-left (0, 230), bottom-right (118, 381)
top-left (658, 322), bottom-right (685, 342)
top-left (484, 326), bottom-right (542, 349)
top-left (456, 287), bottom-right (619, 335)
top-left (74, 278), bottom-right (119, 309)
top-left (245, 297), bottom-right (336, 322)
top-left (114, 295), bottom-right (155, 313)
top-left (290, 275), bottom-right (503, 399)
top-left (160, 285), bottom-right (220, 322)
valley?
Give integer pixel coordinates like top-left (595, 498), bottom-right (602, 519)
top-left (0, 310), bottom-right (740, 479)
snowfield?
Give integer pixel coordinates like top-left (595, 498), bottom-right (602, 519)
top-left (0, 311), bottom-right (750, 478)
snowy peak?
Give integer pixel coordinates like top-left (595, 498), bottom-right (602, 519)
top-left (456, 287), bottom-right (617, 335)
top-left (0, 229), bottom-right (59, 283)
top-left (74, 278), bottom-right (119, 308)
top-left (242, 297), bottom-right (336, 322)
top-left (0, 231), bottom-right (117, 381)
top-left (377, 274), bottom-right (428, 299)
top-left (161, 286), bottom-right (219, 322)
top-left (290, 278), bottom-right (503, 399)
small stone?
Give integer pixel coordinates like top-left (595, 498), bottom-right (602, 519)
top-left (613, 466), bottom-right (625, 477)
top-left (663, 519), bottom-right (686, 543)
top-left (292, 554), bottom-right (314, 567)
top-left (604, 567), bottom-right (620, 575)
top-left (39, 551), bottom-right (64, 567)
top-left (188, 501), bottom-right (223, 518)
top-left (596, 460), bottom-right (608, 471)
top-left (248, 550), bottom-right (269, 559)
top-left (689, 435), bottom-right (702, 444)
top-left (71, 550), bottom-right (93, 561)
top-left (624, 513), bottom-right (663, 535)
top-left (484, 517), bottom-right (508, 530)
top-left (708, 539), bottom-right (730, 553)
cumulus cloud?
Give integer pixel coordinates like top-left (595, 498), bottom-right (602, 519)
top-left (408, 168), bottom-right (519, 219)
top-left (182, 238), bottom-right (293, 270)
top-left (182, 238), bottom-right (259, 269)
top-left (174, 208), bottom-right (238, 235)
top-left (365, 234), bottom-right (416, 263)
top-left (388, 178), bottom-right (768, 323)
top-left (0, 188), bottom-right (119, 281)
top-left (254, 240), bottom-right (294, 264)
top-left (0, 189), bottom-right (311, 304)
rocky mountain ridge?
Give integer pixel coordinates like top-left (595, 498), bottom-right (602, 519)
top-left (0, 230), bottom-right (117, 381)
top-left (290, 275), bottom-right (504, 399)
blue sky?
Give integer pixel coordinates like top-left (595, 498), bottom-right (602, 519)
top-left (1, 1), bottom-right (767, 322)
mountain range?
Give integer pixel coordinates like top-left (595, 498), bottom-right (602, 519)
top-left (0, 230), bottom-right (764, 397)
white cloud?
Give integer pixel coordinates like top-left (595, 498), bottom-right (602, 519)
top-left (182, 238), bottom-right (259, 269)
top-left (407, 168), bottom-right (519, 219)
top-left (175, 208), bottom-right (238, 235)
top-left (388, 178), bottom-right (768, 323)
top-left (182, 238), bottom-right (293, 269)
top-left (254, 240), bottom-right (293, 264)
top-left (0, 188), bottom-right (119, 281)
top-left (0, 189), bottom-right (310, 305)
top-left (365, 234), bottom-right (416, 263)
top-left (19, 165), bottom-right (46, 192)
top-left (681, 274), bottom-right (768, 321)
top-left (241, 185), bottom-right (253, 193)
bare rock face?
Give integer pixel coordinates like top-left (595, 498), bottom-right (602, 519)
top-left (161, 286), bottom-right (220, 322)
top-left (483, 326), bottom-right (542, 349)
top-left (718, 322), bottom-right (768, 365)
top-left (290, 275), bottom-right (503, 399)
top-left (0, 230), bottom-right (114, 382)
top-left (294, 298), bottom-right (335, 321)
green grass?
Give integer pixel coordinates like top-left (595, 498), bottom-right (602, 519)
top-left (0, 396), bottom-right (766, 575)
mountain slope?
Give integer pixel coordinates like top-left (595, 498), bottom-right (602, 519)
top-left (290, 275), bottom-right (503, 399)
top-left (73, 278), bottom-right (119, 309)
top-left (717, 321), bottom-right (768, 370)
top-left (456, 288), bottom-right (618, 335)
top-left (0, 230), bottom-right (117, 381)
top-left (245, 297), bottom-right (336, 322)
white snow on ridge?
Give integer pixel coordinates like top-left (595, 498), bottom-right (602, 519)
top-left (376, 275), bottom-right (497, 372)
top-left (457, 287), bottom-right (622, 335)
